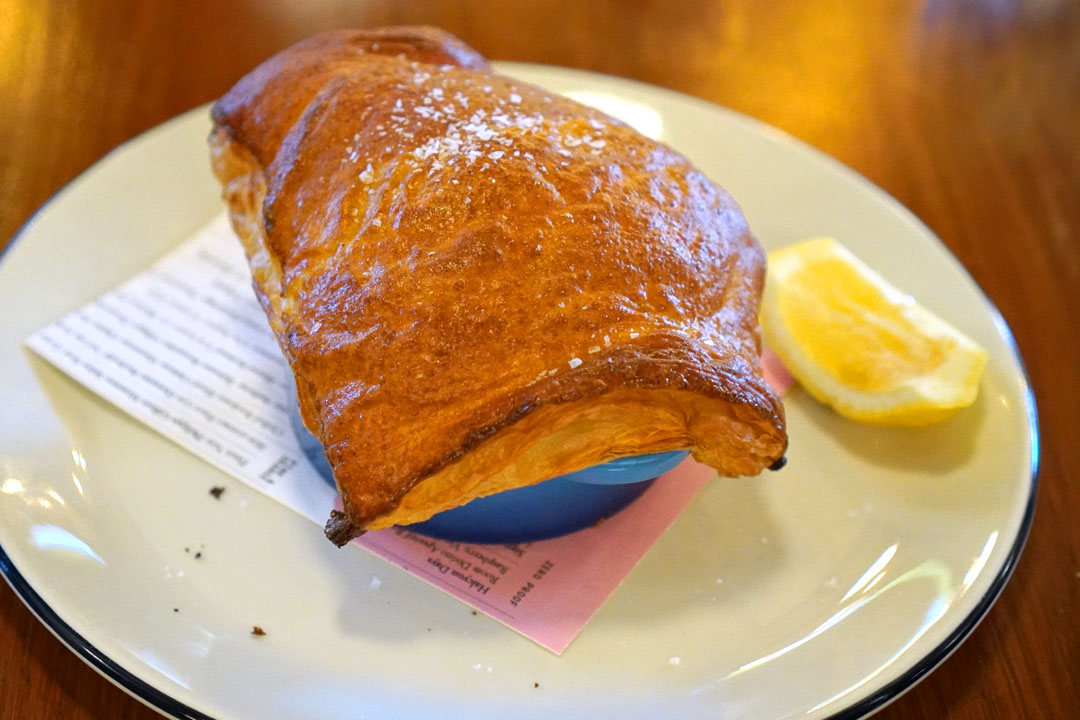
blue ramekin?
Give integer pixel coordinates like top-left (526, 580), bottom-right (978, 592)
top-left (288, 397), bottom-right (687, 544)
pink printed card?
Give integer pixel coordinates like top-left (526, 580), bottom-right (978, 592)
top-left (25, 214), bottom-right (793, 654)
top-left (356, 459), bottom-right (716, 653)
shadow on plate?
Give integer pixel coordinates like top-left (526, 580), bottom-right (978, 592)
top-left (316, 467), bottom-right (787, 645)
top-left (791, 386), bottom-right (987, 476)
top-left (594, 474), bottom-right (786, 622)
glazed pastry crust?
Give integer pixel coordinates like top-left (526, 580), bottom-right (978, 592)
top-left (209, 27), bottom-right (787, 545)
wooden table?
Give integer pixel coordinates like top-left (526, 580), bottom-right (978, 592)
top-left (1, 1), bottom-right (1077, 718)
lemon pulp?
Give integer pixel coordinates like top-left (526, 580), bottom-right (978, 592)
top-left (761, 238), bottom-right (986, 426)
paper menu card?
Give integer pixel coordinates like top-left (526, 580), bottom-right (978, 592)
top-left (26, 214), bottom-right (340, 525)
top-left (26, 212), bottom-right (790, 654)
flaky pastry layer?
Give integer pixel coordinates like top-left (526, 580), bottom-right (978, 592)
top-left (209, 27), bottom-right (787, 545)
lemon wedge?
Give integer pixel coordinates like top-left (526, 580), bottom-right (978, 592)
top-left (760, 237), bottom-right (987, 426)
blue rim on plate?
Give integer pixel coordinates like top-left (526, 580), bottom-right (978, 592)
top-left (0, 97), bottom-right (1041, 719)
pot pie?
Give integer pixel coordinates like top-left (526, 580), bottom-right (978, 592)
top-left (209, 27), bottom-right (787, 546)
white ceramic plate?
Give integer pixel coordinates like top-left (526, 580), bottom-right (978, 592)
top-left (0, 63), bottom-right (1037, 720)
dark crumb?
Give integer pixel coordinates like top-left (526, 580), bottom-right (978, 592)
top-left (533, 682), bottom-right (540, 689)
top-left (251, 626), bottom-right (266, 636)
top-left (209, 486), bottom-right (225, 499)
top-left (426, 627), bottom-right (432, 632)
top-left (173, 608), bottom-right (179, 613)
top-left (184, 547), bottom-right (190, 553)
top-left (768, 455), bottom-right (788, 471)
top-left (194, 551), bottom-right (202, 559)
top-left (470, 610), bottom-right (478, 616)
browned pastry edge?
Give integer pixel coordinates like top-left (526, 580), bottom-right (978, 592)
top-left (322, 377), bottom-right (786, 544)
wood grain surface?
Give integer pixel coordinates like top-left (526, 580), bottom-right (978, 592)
top-left (1, 1), bottom-right (1078, 718)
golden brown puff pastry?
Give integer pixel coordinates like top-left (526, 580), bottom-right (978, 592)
top-left (209, 26), bottom-right (787, 546)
